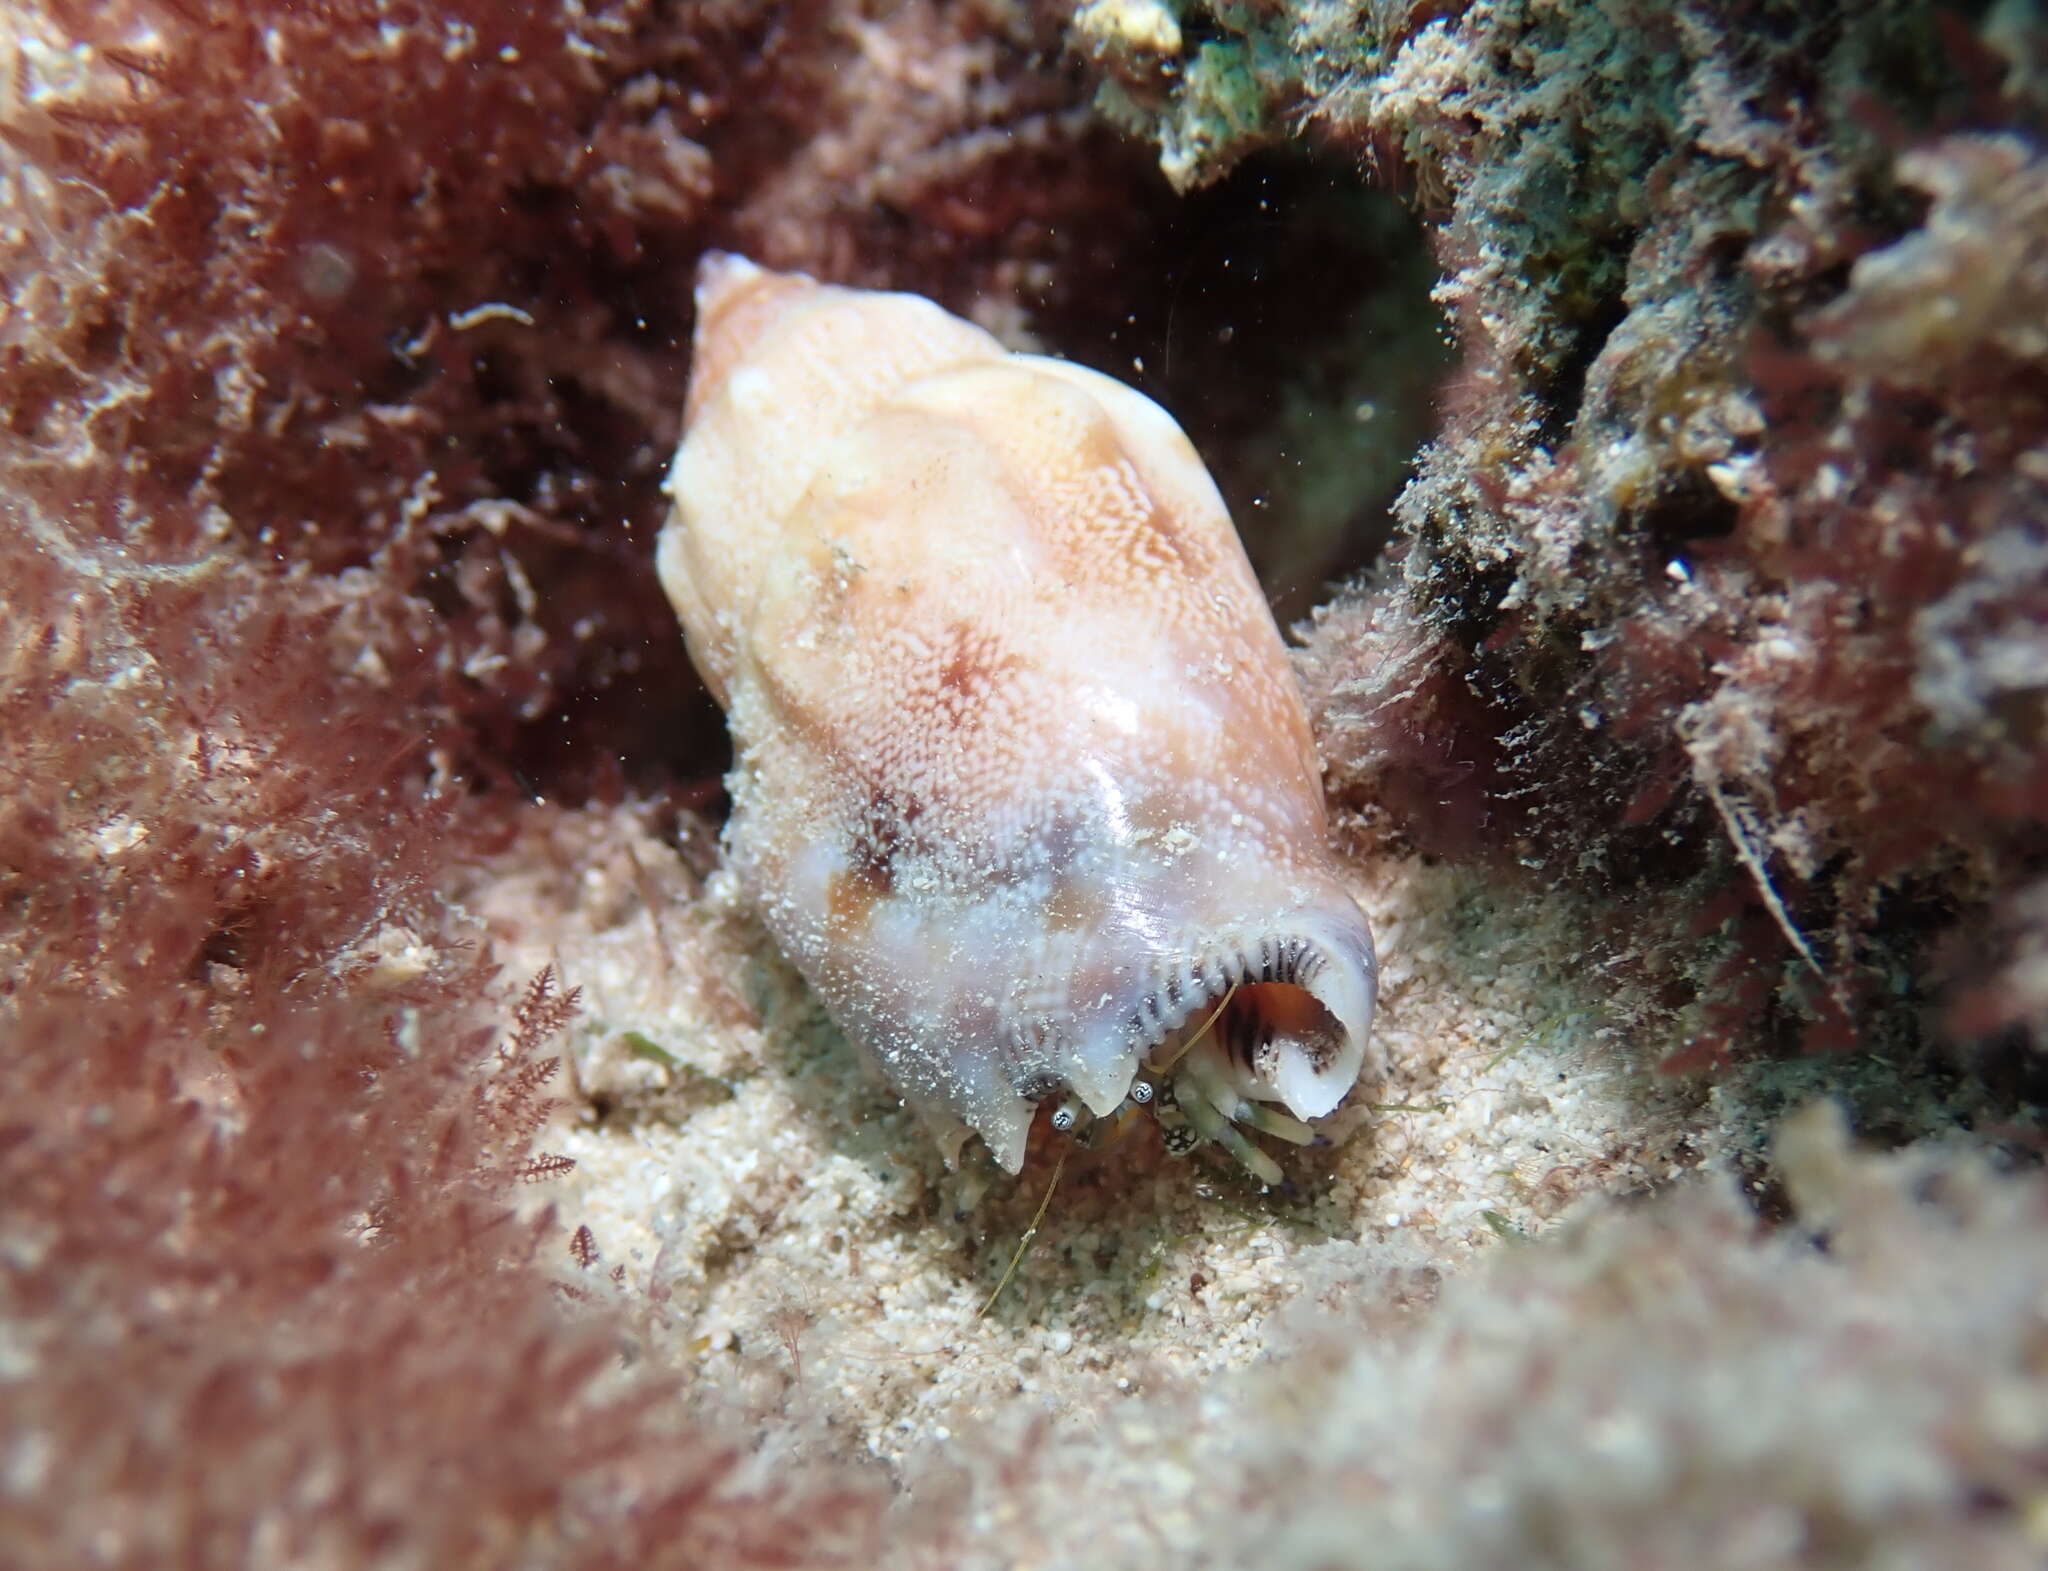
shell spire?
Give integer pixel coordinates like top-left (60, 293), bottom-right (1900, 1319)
top-left (660, 255), bottom-right (1380, 1179)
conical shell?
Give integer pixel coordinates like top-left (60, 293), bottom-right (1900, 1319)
top-left (660, 255), bottom-right (1379, 1173)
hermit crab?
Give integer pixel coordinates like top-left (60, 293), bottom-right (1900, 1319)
top-left (658, 255), bottom-right (1379, 1184)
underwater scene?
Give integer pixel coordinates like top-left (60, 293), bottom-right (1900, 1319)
top-left (4, 2), bottom-right (2048, 1566)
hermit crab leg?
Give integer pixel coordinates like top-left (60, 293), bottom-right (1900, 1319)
top-left (1176, 1040), bottom-right (1315, 1146)
top-left (1168, 1077), bottom-right (1285, 1187)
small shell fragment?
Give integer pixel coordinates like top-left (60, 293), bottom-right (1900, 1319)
top-left (659, 254), bottom-right (1380, 1178)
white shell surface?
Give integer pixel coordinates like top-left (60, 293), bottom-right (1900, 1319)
top-left (660, 255), bottom-right (1378, 1173)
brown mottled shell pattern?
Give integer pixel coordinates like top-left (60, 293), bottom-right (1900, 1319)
top-left (659, 255), bottom-right (1379, 1179)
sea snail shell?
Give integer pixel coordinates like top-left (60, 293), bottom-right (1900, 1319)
top-left (658, 254), bottom-right (1380, 1181)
